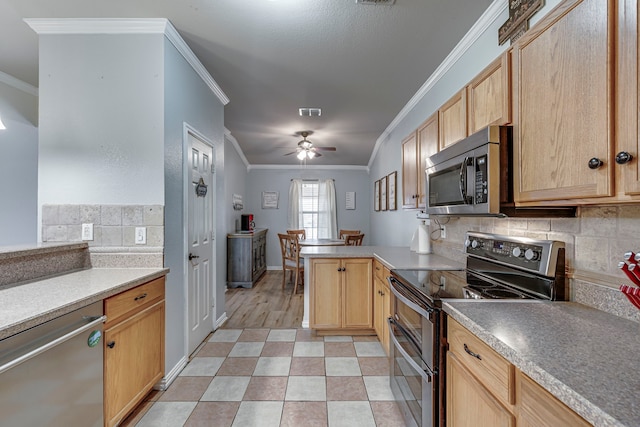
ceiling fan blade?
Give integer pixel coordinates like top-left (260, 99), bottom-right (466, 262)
top-left (283, 151), bottom-right (298, 156)
top-left (314, 146), bottom-right (337, 151)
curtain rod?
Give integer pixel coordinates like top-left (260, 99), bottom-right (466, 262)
top-left (291, 179), bottom-right (335, 181)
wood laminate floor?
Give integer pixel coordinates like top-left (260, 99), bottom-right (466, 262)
top-left (223, 270), bottom-right (304, 329)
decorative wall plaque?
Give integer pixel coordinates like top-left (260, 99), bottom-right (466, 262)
top-left (498, 0), bottom-right (544, 45)
top-left (195, 177), bottom-right (208, 197)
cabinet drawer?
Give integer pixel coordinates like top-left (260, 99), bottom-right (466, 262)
top-left (105, 277), bottom-right (165, 326)
top-left (448, 318), bottom-right (514, 406)
top-left (373, 260), bottom-right (384, 281)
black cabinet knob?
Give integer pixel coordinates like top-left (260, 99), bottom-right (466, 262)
top-left (588, 158), bottom-right (603, 169)
top-left (615, 151), bottom-right (634, 165)
top-left (107, 341), bottom-right (115, 349)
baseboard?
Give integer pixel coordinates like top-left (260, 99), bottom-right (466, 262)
top-left (215, 312), bottom-right (228, 329)
top-left (267, 265), bottom-right (282, 271)
top-left (156, 356), bottom-right (188, 391)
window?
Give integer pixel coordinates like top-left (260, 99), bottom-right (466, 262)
top-left (288, 179), bottom-right (337, 239)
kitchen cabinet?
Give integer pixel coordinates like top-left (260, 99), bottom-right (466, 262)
top-left (227, 228), bottom-right (268, 288)
top-left (104, 276), bottom-right (165, 427)
top-left (373, 260), bottom-right (392, 355)
top-left (439, 88), bottom-right (467, 150)
top-left (511, 0), bottom-right (614, 202)
top-left (310, 258), bottom-right (373, 332)
top-left (402, 113), bottom-right (438, 209)
top-left (467, 53), bottom-right (511, 135)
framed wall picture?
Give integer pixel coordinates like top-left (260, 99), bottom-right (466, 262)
top-left (381, 175), bottom-right (388, 211)
top-left (262, 191), bottom-right (279, 209)
top-left (374, 180), bottom-right (380, 211)
top-left (388, 171), bottom-right (397, 210)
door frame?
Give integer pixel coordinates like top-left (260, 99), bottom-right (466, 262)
top-left (182, 122), bottom-right (217, 357)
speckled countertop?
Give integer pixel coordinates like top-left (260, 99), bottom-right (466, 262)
top-left (444, 300), bottom-right (640, 427)
top-left (0, 267), bottom-right (168, 340)
top-left (300, 246), bottom-right (465, 270)
top-left (0, 242), bottom-right (88, 260)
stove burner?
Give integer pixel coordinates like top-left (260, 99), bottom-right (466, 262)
top-left (482, 288), bottom-right (527, 299)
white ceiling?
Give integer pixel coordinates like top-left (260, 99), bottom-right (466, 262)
top-left (0, 0), bottom-right (493, 166)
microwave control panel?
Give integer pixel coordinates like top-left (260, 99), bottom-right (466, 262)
top-left (475, 155), bottom-right (488, 204)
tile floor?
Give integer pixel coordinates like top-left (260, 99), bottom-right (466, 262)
top-left (123, 328), bottom-right (406, 427)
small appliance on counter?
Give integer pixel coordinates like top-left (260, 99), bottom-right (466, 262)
top-left (240, 214), bottom-right (255, 232)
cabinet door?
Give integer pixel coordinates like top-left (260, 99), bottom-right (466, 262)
top-left (467, 53), bottom-right (511, 134)
top-left (447, 352), bottom-right (515, 427)
top-left (343, 258), bottom-right (373, 328)
top-left (417, 113), bottom-right (438, 208)
top-left (310, 259), bottom-right (342, 328)
top-left (517, 371), bottom-right (591, 427)
top-left (617, 0), bottom-right (640, 196)
top-left (512, 0), bottom-right (613, 202)
top-left (439, 89), bottom-right (467, 150)
top-left (373, 277), bottom-right (384, 341)
top-left (104, 301), bottom-right (165, 427)
top-left (402, 132), bottom-right (419, 208)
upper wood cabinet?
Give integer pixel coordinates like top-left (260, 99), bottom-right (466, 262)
top-left (511, 0), bottom-right (614, 203)
top-left (402, 113), bottom-right (438, 209)
top-left (467, 53), bottom-right (512, 135)
top-left (439, 88), bottom-right (467, 150)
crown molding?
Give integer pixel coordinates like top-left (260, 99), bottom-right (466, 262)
top-left (0, 71), bottom-right (38, 96)
top-left (224, 128), bottom-right (250, 169)
top-left (248, 164), bottom-right (369, 172)
top-left (367, 0), bottom-right (507, 168)
top-left (24, 18), bottom-right (229, 105)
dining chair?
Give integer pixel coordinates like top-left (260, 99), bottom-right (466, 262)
top-left (286, 229), bottom-right (306, 240)
top-left (339, 229), bottom-right (361, 239)
top-left (278, 233), bottom-right (304, 293)
top-left (344, 233), bottom-right (364, 246)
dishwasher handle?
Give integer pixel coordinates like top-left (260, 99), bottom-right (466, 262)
top-left (0, 315), bottom-right (106, 375)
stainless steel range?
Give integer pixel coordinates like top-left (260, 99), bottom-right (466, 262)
top-left (387, 232), bottom-right (566, 427)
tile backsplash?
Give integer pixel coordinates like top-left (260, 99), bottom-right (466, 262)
top-left (42, 204), bottom-right (164, 268)
top-left (430, 206), bottom-right (640, 322)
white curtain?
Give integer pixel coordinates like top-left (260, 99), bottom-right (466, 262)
top-left (288, 178), bottom-right (337, 239)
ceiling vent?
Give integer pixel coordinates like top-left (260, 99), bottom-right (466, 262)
top-left (355, 0), bottom-right (395, 4)
top-left (299, 108), bottom-right (322, 117)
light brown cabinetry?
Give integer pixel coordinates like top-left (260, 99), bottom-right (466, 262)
top-left (104, 277), bottom-right (165, 427)
top-left (511, 0), bottom-right (614, 202)
top-left (447, 318), bottom-right (590, 427)
top-left (310, 258), bottom-right (373, 332)
top-left (467, 53), bottom-right (511, 135)
top-left (373, 260), bottom-right (392, 355)
top-left (439, 89), bottom-right (467, 150)
top-left (402, 113), bottom-right (438, 209)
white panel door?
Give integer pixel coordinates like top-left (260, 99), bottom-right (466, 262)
top-left (187, 132), bottom-right (215, 355)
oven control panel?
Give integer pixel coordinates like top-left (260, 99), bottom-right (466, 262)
top-left (465, 233), bottom-right (546, 272)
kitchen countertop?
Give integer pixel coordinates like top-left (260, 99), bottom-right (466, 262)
top-left (0, 267), bottom-right (168, 340)
top-left (444, 300), bottom-right (640, 427)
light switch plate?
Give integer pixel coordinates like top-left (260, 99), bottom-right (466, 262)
top-left (135, 227), bottom-right (146, 244)
top-left (81, 223), bottom-right (93, 241)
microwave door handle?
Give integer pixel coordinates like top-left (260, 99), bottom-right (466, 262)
top-left (459, 157), bottom-right (472, 204)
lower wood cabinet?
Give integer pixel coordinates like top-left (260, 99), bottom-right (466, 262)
top-left (373, 260), bottom-right (392, 355)
top-left (447, 318), bottom-right (590, 427)
top-left (310, 258), bottom-right (373, 332)
top-left (104, 277), bottom-right (165, 427)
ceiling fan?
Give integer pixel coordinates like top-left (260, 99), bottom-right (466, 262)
top-left (283, 131), bottom-right (337, 160)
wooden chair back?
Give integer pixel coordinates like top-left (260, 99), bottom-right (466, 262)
top-left (286, 229), bottom-right (306, 240)
top-left (339, 229), bottom-right (361, 239)
top-left (277, 233), bottom-right (304, 293)
top-left (344, 233), bottom-right (364, 246)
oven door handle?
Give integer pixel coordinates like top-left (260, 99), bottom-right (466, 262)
top-left (388, 277), bottom-right (433, 319)
top-left (388, 317), bottom-right (434, 381)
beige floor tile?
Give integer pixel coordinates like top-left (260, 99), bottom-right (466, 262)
top-left (159, 377), bottom-right (213, 402)
top-left (180, 357), bottom-right (225, 376)
top-left (326, 377), bottom-right (368, 401)
top-left (238, 328), bottom-right (270, 342)
top-left (229, 342), bottom-right (265, 357)
top-left (293, 341), bottom-right (325, 357)
top-left (352, 336), bottom-right (379, 342)
top-left (295, 328), bottom-right (323, 342)
top-left (243, 376), bottom-right (288, 400)
top-left (324, 342), bottom-right (357, 357)
top-left (325, 357), bottom-right (362, 376)
top-left (363, 376), bottom-right (395, 401)
top-left (289, 357), bottom-right (326, 376)
top-left (195, 342), bottom-right (235, 357)
top-left (231, 401), bottom-right (283, 427)
top-left (285, 376), bottom-right (327, 401)
top-left (136, 401), bottom-right (198, 427)
top-left (201, 376), bottom-right (251, 401)
top-left (354, 342), bottom-right (386, 357)
top-left (327, 401), bottom-right (376, 427)
top-left (253, 357), bottom-right (292, 376)
top-left (370, 401), bottom-right (406, 427)
top-left (261, 341), bottom-right (294, 356)
top-left (266, 329), bottom-right (297, 342)
top-left (184, 402), bottom-right (240, 427)
top-left (209, 329), bottom-right (242, 342)
top-left (358, 357), bottom-right (390, 376)
top-left (217, 357), bottom-right (258, 376)
top-left (281, 402), bottom-right (328, 427)
top-left (324, 336), bottom-right (353, 342)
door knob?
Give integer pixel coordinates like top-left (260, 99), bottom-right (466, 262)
top-left (188, 253), bottom-right (200, 260)
top-left (588, 158), bottom-right (603, 169)
top-left (615, 151), bottom-right (634, 165)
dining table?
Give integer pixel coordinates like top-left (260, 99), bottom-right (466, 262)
top-left (297, 238), bottom-right (346, 247)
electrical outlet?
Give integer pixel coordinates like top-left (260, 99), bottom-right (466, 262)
top-left (81, 223), bottom-right (93, 241)
top-left (135, 227), bottom-right (147, 244)
top-left (441, 225), bottom-right (447, 239)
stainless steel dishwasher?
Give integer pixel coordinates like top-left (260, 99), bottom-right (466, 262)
top-left (0, 301), bottom-right (106, 427)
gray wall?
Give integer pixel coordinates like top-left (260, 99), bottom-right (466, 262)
top-left (245, 167), bottom-right (370, 268)
top-left (368, 0), bottom-right (562, 246)
top-left (223, 136), bottom-right (248, 239)
top-left (163, 38), bottom-right (225, 371)
top-left (0, 80), bottom-right (38, 245)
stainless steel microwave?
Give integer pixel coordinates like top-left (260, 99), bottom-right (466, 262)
top-left (425, 126), bottom-right (576, 217)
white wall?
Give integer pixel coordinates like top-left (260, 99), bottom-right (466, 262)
top-left (0, 79), bottom-right (38, 245)
top-left (368, 0), bottom-right (562, 246)
top-left (245, 167), bottom-right (370, 268)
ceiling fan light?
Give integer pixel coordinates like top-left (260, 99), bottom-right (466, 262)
top-left (297, 150), bottom-right (307, 160)
top-left (307, 150), bottom-right (316, 159)
top-left (300, 140), bottom-right (312, 150)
